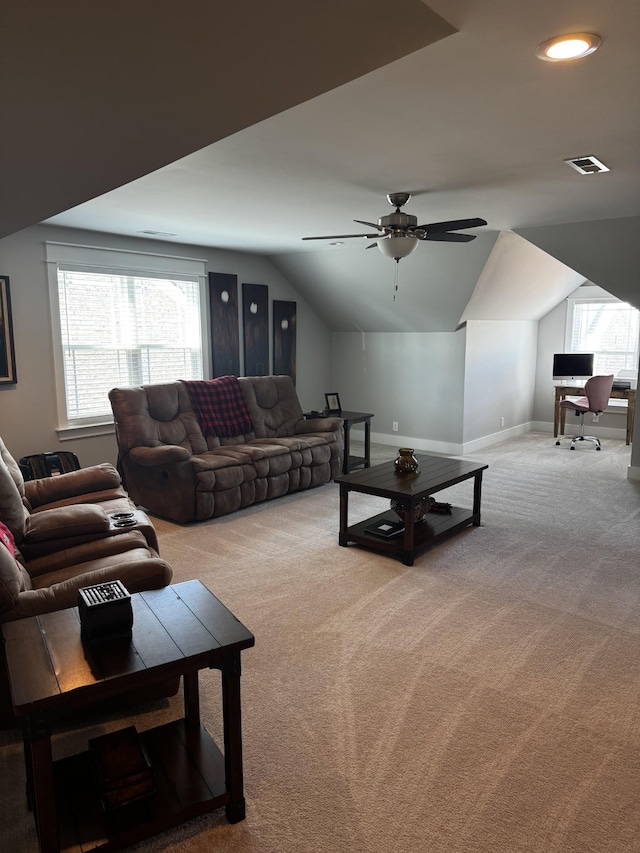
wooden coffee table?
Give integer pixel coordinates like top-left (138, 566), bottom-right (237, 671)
top-left (2, 579), bottom-right (254, 853)
top-left (336, 453), bottom-right (488, 565)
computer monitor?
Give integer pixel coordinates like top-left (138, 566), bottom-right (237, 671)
top-left (552, 353), bottom-right (594, 381)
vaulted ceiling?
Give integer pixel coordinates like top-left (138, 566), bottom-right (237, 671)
top-left (4, 0), bottom-right (640, 331)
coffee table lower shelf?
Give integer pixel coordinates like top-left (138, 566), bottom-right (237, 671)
top-left (54, 719), bottom-right (228, 853)
top-left (343, 507), bottom-right (477, 565)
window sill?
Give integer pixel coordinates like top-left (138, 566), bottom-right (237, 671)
top-left (56, 422), bottom-right (115, 441)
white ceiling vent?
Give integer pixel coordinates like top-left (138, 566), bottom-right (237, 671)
top-left (564, 156), bottom-right (610, 175)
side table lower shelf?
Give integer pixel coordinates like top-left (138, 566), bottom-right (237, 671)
top-left (54, 719), bottom-right (228, 853)
top-left (344, 507), bottom-right (477, 565)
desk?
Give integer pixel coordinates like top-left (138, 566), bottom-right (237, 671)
top-left (339, 410), bottom-right (374, 474)
top-left (554, 385), bottom-right (636, 445)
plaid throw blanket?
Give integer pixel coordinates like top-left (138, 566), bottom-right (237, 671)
top-left (181, 377), bottom-right (253, 438)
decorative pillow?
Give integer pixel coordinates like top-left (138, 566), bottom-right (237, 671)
top-left (0, 520), bottom-right (24, 613)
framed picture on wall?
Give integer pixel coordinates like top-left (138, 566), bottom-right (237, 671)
top-left (0, 276), bottom-right (17, 384)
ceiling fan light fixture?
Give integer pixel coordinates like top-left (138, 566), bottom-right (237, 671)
top-left (535, 33), bottom-right (601, 62)
top-left (377, 235), bottom-right (419, 261)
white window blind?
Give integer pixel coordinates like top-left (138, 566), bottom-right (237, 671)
top-left (569, 298), bottom-right (639, 376)
top-left (47, 243), bottom-right (206, 431)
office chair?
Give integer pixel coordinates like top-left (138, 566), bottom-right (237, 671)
top-left (555, 374), bottom-right (614, 450)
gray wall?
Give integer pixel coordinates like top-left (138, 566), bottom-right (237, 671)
top-left (330, 329), bottom-right (467, 453)
top-left (329, 322), bottom-right (538, 455)
top-left (0, 224), bottom-right (332, 467)
top-left (463, 320), bottom-right (538, 445)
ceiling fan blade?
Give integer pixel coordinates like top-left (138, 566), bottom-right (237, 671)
top-left (354, 219), bottom-right (383, 230)
top-left (422, 232), bottom-right (476, 242)
top-left (415, 217), bottom-right (487, 234)
top-left (302, 233), bottom-right (381, 241)
top-left (366, 242), bottom-right (379, 249)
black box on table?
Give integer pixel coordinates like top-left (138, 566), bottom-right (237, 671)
top-left (78, 580), bottom-right (133, 644)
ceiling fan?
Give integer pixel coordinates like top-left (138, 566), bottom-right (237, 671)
top-left (302, 192), bottom-right (487, 263)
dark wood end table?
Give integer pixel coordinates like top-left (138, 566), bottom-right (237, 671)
top-left (336, 453), bottom-right (488, 566)
top-left (338, 411), bottom-right (374, 474)
top-left (2, 579), bottom-right (255, 853)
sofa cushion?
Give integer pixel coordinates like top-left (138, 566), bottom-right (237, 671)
top-left (110, 382), bottom-right (208, 455)
top-left (239, 376), bottom-right (304, 438)
top-left (23, 504), bottom-right (110, 544)
top-left (0, 457), bottom-right (29, 543)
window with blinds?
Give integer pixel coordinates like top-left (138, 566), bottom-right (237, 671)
top-left (569, 299), bottom-right (640, 377)
top-left (57, 268), bottom-right (203, 423)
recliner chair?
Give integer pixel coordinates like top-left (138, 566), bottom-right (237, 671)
top-left (555, 374), bottom-right (615, 450)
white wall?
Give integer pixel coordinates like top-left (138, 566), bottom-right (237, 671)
top-left (463, 320), bottom-right (538, 446)
top-left (0, 224), bottom-right (332, 467)
top-left (330, 329), bottom-right (466, 453)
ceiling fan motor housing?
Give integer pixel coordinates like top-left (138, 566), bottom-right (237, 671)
top-left (378, 211), bottom-right (417, 232)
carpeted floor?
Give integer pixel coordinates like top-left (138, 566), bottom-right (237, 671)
top-left (2, 432), bottom-right (640, 852)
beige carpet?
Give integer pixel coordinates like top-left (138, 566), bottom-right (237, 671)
top-left (2, 433), bottom-right (640, 853)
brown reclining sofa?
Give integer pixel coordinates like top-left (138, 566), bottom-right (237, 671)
top-left (0, 436), bottom-right (174, 724)
top-left (109, 374), bottom-right (343, 523)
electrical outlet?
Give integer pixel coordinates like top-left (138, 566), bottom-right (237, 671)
top-left (392, 421), bottom-right (398, 432)
top-left (500, 417), bottom-right (505, 427)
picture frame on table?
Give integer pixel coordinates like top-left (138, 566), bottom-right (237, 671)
top-left (0, 276), bottom-right (17, 384)
top-left (324, 392), bottom-right (341, 415)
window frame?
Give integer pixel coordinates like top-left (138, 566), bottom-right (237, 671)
top-left (46, 242), bottom-right (209, 439)
top-left (564, 285), bottom-right (640, 384)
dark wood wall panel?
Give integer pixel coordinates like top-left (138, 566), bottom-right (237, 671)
top-left (273, 300), bottom-right (296, 384)
top-left (209, 272), bottom-right (240, 377)
top-left (242, 283), bottom-right (269, 376)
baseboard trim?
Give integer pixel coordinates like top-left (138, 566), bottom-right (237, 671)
top-left (369, 421), bottom-right (629, 459)
top-left (370, 431), bottom-right (463, 456)
top-left (627, 465), bottom-right (640, 482)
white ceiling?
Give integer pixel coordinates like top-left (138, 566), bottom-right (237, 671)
top-left (8, 0), bottom-right (640, 331)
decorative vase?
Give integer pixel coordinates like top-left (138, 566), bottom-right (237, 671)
top-left (394, 447), bottom-right (419, 474)
top-left (391, 496), bottom-right (435, 523)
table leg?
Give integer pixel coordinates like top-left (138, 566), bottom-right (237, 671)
top-left (24, 715), bottom-right (58, 853)
top-left (183, 670), bottom-right (200, 735)
top-left (626, 394), bottom-right (634, 445)
top-left (343, 420), bottom-right (351, 474)
top-left (364, 418), bottom-right (371, 469)
top-left (221, 652), bottom-right (246, 823)
top-left (402, 514), bottom-right (415, 566)
top-left (554, 394), bottom-right (560, 437)
top-left (473, 471), bottom-right (483, 526)
top-left (339, 484), bottom-right (349, 546)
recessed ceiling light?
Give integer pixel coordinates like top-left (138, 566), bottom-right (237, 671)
top-left (329, 241), bottom-right (344, 246)
top-left (535, 33), bottom-right (601, 62)
top-left (136, 229), bottom-right (177, 238)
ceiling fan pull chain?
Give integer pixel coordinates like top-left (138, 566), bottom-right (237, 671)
top-left (393, 259), bottom-right (400, 301)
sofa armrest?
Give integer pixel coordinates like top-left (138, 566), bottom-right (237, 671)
top-left (130, 445), bottom-right (192, 466)
top-left (25, 463), bottom-right (122, 508)
top-left (295, 416), bottom-right (344, 434)
top-left (23, 504), bottom-right (110, 544)
top-left (5, 557), bottom-right (173, 621)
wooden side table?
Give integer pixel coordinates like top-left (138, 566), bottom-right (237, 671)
top-left (338, 411), bottom-right (374, 474)
top-left (2, 580), bottom-right (254, 853)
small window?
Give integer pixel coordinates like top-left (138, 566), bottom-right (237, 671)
top-left (567, 297), bottom-right (639, 378)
